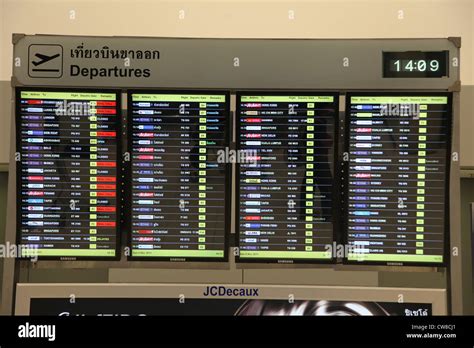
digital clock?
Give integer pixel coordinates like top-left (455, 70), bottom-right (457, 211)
top-left (383, 51), bottom-right (448, 78)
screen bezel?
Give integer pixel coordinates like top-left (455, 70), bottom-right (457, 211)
top-left (471, 203), bottom-right (474, 285)
top-left (342, 91), bottom-right (451, 267)
top-left (235, 90), bottom-right (340, 265)
top-left (382, 51), bottom-right (449, 78)
top-left (126, 89), bottom-right (231, 262)
top-left (15, 86), bottom-right (122, 261)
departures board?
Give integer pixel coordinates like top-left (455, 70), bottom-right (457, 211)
top-left (345, 93), bottom-right (451, 266)
top-left (236, 93), bottom-right (338, 263)
top-left (128, 91), bottom-right (230, 261)
top-left (14, 89), bottom-right (452, 265)
top-left (16, 89), bottom-right (120, 260)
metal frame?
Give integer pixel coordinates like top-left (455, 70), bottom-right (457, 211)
top-left (471, 203), bottom-right (474, 301)
top-left (1, 35), bottom-right (464, 315)
top-left (449, 91), bottom-right (462, 313)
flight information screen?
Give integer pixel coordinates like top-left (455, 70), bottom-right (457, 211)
top-left (129, 91), bottom-right (230, 261)
top-left (236, 93), bottom-right (338, 263)
top-left (346, 93), bottom-right (450, 265)
top-left (16, 89), bottom-right (120, 259)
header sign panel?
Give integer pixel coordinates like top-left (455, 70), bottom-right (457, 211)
top-left (13, 35), bottom-right (459, 89)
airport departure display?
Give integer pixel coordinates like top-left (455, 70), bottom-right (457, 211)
top-left (237, 94), bottom-right (337, 263)
top-left (346, 94), bottom-right (450, 265)
top-left (129, 92), bottom-right (229, 261)
top-left (16, 90), bottom-right (120, 259)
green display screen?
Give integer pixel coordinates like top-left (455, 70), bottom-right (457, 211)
top-left (128, 91), bottom-right (230, 261)
top-left (237, 93), bottom-right (338, 263)
top-left (346, 93), bottom-right (450, 265)
top-left (16, 89), bottom-right (120, 260)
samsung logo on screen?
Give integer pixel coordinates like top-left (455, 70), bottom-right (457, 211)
top-left (203, 286), bottom-right (259, 297)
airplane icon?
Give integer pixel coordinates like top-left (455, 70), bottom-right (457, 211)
top-left (28, 44), bottom-right (63, 78)
top-left (32, 53), bottom-right (61, 66)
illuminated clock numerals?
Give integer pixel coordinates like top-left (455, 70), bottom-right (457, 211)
top-left (430, 60), bottom-right (439, 71)
top-left (383, 51), bottom-right (448, 77)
